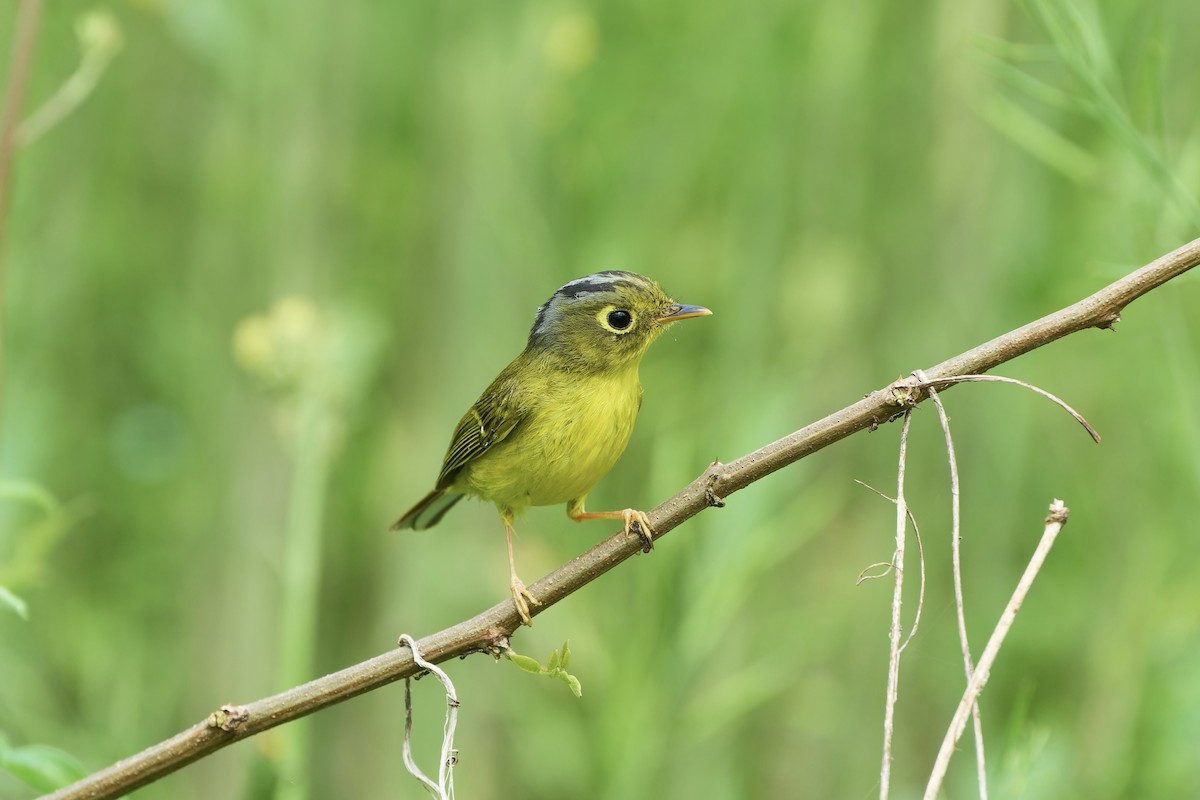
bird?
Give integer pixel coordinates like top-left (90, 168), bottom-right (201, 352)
top-left (392, 271), bottom-right (711, 625)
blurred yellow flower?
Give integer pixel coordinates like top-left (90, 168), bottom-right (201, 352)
top-left (232, 295), bottom-right (324, 389)
top-left (543, 12), bottom-right (598, 74)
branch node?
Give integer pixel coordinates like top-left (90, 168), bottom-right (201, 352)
top-left (207, 704), bottom-right (249, 732)
top-left (484, 631), bottom-right (510, 661)
top-left (703, 461), bottom-right (727, 508)
top-left (1045, 499), bottom-right (1069, 525)
top-left (886, 377), bottom-right (920, 409)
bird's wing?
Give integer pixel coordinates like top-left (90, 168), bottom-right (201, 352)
top-left (436, 385), bottom-right (523, 488)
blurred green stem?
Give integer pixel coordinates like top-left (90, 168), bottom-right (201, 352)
top-left (0, 0), bottom-right (44, 406)
top-left (274, 390), bottom-right (338, 800)
top-left (16, 9), bottom-right (123, 148)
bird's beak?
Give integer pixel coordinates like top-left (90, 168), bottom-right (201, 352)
top-left (658, 303), bottom-right (712, 324)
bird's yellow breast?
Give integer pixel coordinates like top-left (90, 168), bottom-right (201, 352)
top-left (457, 367), bottom-right (642, 514)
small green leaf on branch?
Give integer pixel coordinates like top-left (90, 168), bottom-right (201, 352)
top-left (504, 641), bottom-right (583, 698)
top-left (507, 653), bottom-right (543, 674)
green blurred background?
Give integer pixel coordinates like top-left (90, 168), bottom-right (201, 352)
top-left (2, 0), bottom-right (1199, 798)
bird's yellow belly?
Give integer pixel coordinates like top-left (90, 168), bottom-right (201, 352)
top-left (460, 371), bottom-right (641, 513)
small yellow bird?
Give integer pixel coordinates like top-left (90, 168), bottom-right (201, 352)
top-left (393, 271), bottom-right (710, 625)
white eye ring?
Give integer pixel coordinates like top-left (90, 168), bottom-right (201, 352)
top-left (598, 306), bottom-right (635, 333)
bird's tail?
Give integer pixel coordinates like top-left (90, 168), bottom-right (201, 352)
top-left (392, 488), bottom-right (465, 531)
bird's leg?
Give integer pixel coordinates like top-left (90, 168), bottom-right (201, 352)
top-left (504, 514), bottom-right (539, 626)
top-left (567, 500), bottom-right (655, 553)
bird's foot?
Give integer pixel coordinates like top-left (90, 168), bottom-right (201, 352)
top-left (510, 576), bottom-right (540, 626)
top-left (621, 508), bottom-right (655, 553)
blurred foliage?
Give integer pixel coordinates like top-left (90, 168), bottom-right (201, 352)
top-left (0, 732), bottom-right (87, 795)
top-left (1, 0), bottom-right (1199, 799)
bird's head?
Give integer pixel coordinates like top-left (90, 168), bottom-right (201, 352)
top-left (527, 271), bottom-right (710, 372)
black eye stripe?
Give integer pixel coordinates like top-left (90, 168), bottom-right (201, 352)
top-left (558, 280), bottom-right (635, 301)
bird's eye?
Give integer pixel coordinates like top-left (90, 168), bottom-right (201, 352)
top-left (607, 310), bottom-right (633, 330)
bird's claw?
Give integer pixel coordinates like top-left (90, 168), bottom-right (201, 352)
top-left (510, 577), bottom-right (540, 626)
top-left (622, 509), bottom-right (655, 553)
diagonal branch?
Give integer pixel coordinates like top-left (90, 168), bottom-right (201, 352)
top-left (923, 499), bottom-right (1071, 799)
top-left (41, 235), bottom-right (1200, 800)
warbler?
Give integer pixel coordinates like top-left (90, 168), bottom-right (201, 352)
top-left (393, 271), bottom-right (710, 625)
